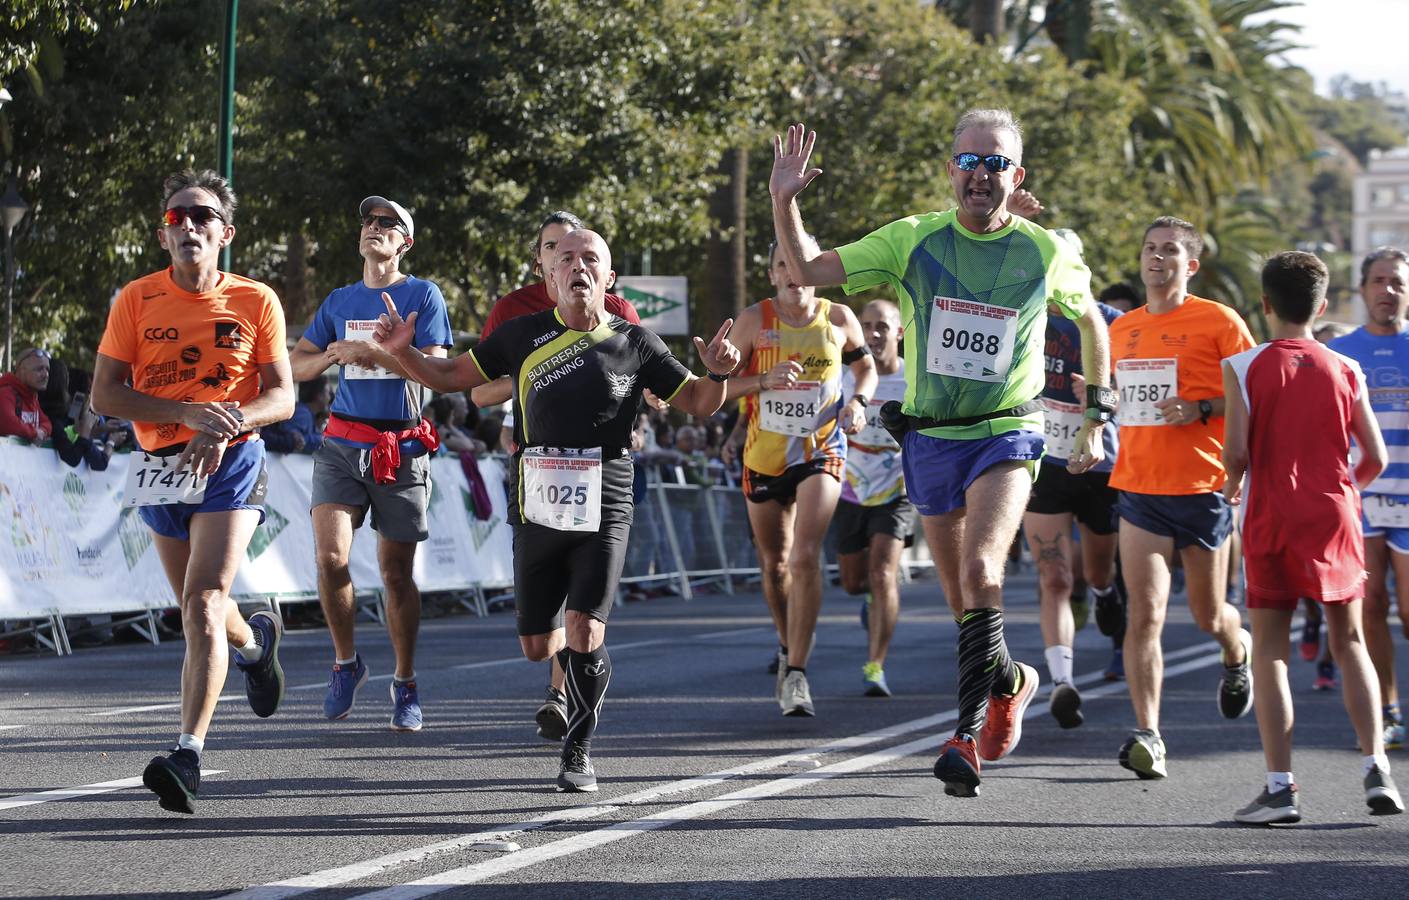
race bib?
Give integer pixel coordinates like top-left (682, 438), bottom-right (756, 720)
top-left (927, 297), bottom-right (1018, 382)
top-left (1040, 398), bottom-right (1083, 460)
top-left (522, 447), bottom-right (602, 532)
top-left (1116, 358), bottom-right (1178, 426)
top-left (343, 320), bottom-right (398, 380)
top-left (760, 381), bottom-right (823, 437)
top-left (1364, 494), bottom-right (1409, 529)
top-left (854, 399), bottom-right (899, 449)
top-left (123, 453), bottom-right (208, 507)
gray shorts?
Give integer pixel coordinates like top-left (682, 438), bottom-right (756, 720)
top-left (310, 439), bottom-right (432, 543)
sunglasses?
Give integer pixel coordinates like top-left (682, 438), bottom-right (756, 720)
top-left (163, 205), bottom-right (225, 227)
top-left (15, 347), bottom-right (51, 365)
top-left (952, 153), bottom-right (1016, 173)
top-left (361, 214), bottom-right (407, 234)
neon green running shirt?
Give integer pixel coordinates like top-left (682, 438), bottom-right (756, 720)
top-left (836, 210), bottom-right (1091, 439)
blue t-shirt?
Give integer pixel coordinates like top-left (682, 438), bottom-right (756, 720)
top-left (303, 276), bottom-right (452, 431)
top-left (1328, 326), bottom-right (1409, 497)
top-left (1041, 301), bottom-right (1121, 471)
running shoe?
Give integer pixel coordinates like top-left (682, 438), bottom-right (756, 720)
top-left (1234, 785), bottom-right (1300, 825)
top-left (862, 661), bottom-right (891, 698)
top-left (767, 647), bottom-right (781, 674)
top-left (234, 610), bottom-right (284, 719)
top-left (1093, 587), bottom-right (1124, 637)
top-left (780, 670), bottom-right (815, 717)
top-left (390, 679), bottom-right (423, 732)
top-left (1218, 627), bottom-right (1255, 719)
top-left (323, 654), bottom-right (370, 720)
top-left (1104, 648), bottom-right (1125, 682)
top-left (1312, 661), bottom-right (1337, 692)
top-left (1118, 728), bottom-right (1167, 779)
top-left (860, 592), bottom-right (872, 632)
top-left (535, 685), bottom-right (568, 741)
top-left (557, 743), bottom-right (598, 793)
top-left (1386, 720), bottom-right (1406, 751)
top-left (978, 662), bottom-right (1039, 761)
top-left (1069, 587), bottom-right (1090, 632)
top-left (1299, 616), bottom-right (1321, 662)
top-left (774, 649), bottom-right (788, 703)
top-left (933, 734), bottom-right (981, 798)
top-left (1049, 681), bottom-right (1083, 729)
top-left (142, 748), bottom-right (200, 814)
top-left (1365, 764), bottom-right (1405, 815)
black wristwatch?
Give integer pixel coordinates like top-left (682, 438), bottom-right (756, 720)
top-left (1084, 384), bottom-right (1117, 424)
top-left (229, 407), bottom-right (246, 429)
top-left (1198, 399), bottom-right (1213, 425)
top-left (851, 393), bottom-right (870, 408)
top-left (706, 370), bottom-right (730, 383)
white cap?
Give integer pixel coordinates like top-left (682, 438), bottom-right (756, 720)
top-left (359, 195), bottom-right (414, 240)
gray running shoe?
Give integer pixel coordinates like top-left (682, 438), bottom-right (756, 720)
top-left (780, 670), bottom-right (815, 717)
top-left (535, 686), bottom-right (568, 741)
top-left (557, 743), bottom-right (598, 793)
top-left (1235, 785), bottom-right (1301, 825)
top-left (1049, 681), bottom-right (1084, 729)
top-left (1365, 764), bottom-right (1405, 816)
top-left (1218, 627), bottom-right (1254, 719)
top-left (774, 649), bottom-right (788, 704)
top-left (1119, 728), bottom-right (1167, 780)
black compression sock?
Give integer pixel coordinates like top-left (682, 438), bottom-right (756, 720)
top-left (564, 645), bottom-right (612, 750)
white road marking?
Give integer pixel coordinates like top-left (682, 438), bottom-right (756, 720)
top-left (0, 724), bottom-right (25, 731)
top-left (0, 770), bottom-right (226, 812)
top-left (353, 650), bottom-right (1227, 897)
top-left (223, 641), bottom-right (1221, 899)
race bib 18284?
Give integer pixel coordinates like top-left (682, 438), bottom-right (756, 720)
top-left (927, 297), bottom-right (1018, 382)
top-left (760, 381), bottom-right (823, 436)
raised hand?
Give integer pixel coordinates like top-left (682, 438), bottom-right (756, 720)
top-left (770, 123), bottom-right (823, 202)
top-left (1009, 188), bottom-right (1045, 219)
top-left (373, 290), bottom-right (419, 354)
top-left (694, 318), bottom-right (741, 378)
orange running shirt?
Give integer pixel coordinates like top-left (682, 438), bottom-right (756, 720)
top-left (98, 268), bottom-right (288, 451)
top-left (1108, 295), bottom-right (1254, 495)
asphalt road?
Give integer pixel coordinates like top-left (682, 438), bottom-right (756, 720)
top-left (2, 568), bottom-right (1406, 899)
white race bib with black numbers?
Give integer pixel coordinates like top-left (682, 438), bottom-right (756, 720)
top-left (1364, 494), bottom-right (1409, 529)
top-left (760, 381), bottom-right (823, 437)
top-left (343, 319), bottom-right (398, 380)
top-left (522, 447), bottom-right (602, 532)
top-left (1040, 398), bottom-right (1083, 461)
top-left (123, 453), bottom-right (208, 507)
top-left (927, 296), bottom-right (1018, 382)
top-left (1116, 358), bottom-right (1178, 426)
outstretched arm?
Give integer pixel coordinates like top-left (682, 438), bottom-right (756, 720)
top-left (769, 123), bottom-right (846, 288)
top-left (374, 291), bottom-right (486, 393)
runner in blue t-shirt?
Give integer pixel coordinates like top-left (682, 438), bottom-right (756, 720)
top-left (288, 195), bottom-right (453, 732)
top-left (1328, 247), bottom-right (1409, 750)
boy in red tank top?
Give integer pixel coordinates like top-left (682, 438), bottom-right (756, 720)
top-left (1222, 251), bottom-right (1402, 823)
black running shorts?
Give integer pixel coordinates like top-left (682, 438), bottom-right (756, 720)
top-left (1026, 461), bottom-right (1118, 535)
top-left (831, 496), bottom-right (918, 555)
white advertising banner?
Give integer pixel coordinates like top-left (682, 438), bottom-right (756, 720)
top-left (616, 276), bottom-right (690, 336)
top-left (0, 442), bottom-right (513, 620)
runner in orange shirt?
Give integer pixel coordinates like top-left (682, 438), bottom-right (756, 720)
top-left (1108, 216), bottom-right (1256, 780)
top-left (92, 170), bottom-right (294, 814)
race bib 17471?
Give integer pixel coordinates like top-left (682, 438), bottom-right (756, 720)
top-left (123, 453), bottom-right (209, 507)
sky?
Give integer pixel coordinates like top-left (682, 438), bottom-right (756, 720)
top-left (1256, 0), bottom-right (1409, 96)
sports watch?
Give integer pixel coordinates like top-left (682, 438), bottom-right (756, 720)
top-left (1084, 384), bottom-right (1117, 424)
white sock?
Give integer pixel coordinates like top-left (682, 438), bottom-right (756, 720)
top-left (1091, 584), bottom-right (1117, 601)
top-left (1044, 645), bottom-right (1073, 685)
top-left (394, 672), bottom-right (417, 685)
top-left (335, 655), bottom-right (358, 666)
top-left (176, 733), bottom-right (204, 761)
top-left (1364, 754), bottom-right (1391, 776)
top-left (1267, 771), bottom-right (1293, 794)
top-left (234, 634), bottom-right (262, 663)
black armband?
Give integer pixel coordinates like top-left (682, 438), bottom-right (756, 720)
top-left (841, 345), bottom-right (872, 365)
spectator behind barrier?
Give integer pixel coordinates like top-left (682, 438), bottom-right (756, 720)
top-left (262, 378), bottom-right (330, 453)
top-left (37, 357), bottom-right (118, 470)
top-left (0, 347), bottom-right (52, 441)
top-left (425, 392), bottom-right (486, 457)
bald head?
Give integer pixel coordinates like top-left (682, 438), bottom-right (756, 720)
top-left (860, 299), bottom-right (901, 367)
top-left (548, 229), bottom-right (616, 321)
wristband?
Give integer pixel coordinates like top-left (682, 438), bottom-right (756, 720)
top-left (706, 371), bottom-right (730, 383)
top-left (851, 393), bottom-right (869, 408)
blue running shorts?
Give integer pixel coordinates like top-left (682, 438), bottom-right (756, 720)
top-left (138, 438), bottom-right (269, 540)
top-left (901, 429), bottom-right (1044, 517)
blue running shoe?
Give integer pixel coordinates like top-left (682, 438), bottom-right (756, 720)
top-left (323, 655), bottom-right (369, 720)
top-left (1104, 648), bottom-right (1125, 682)
top-left (234, 611), bottom-right (284, 718)
top-left (390, 679), bottom-right (423, 732)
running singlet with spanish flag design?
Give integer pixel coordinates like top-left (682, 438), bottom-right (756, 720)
top-left (741, 298), bottom-right (845, 477)
top-left (835, 210), bottom-right (1090, 440)
top-left (1108, 295), bottom-right (1254, 495)
top-left (97, 267), bottom-right (288, 452)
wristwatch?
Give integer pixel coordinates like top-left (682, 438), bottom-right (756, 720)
top-left (229, 407), bottom-right (246, 430)
top-left (1084, 384), bottom-right (1117, 424)
top-left (1198, 399), bottom-right (1213, 425)
top-left (851, 393), bottom-right (870, 409)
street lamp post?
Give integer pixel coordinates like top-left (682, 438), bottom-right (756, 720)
top-left (2, 179), bottom-right (30, 372)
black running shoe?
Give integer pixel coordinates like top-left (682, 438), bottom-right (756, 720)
top-left (142, 748), bottom-right (200, 814)
top-left (1093, 587), bottom-right (1125, 637)
top-left (535, 686), bottom-right (568, 742)
top-left (1365, 764), bottom-right (1405, 816)
top-left (1218, 628), bottom-right (1254, 720)
top-left (234, 610), bottom-right (284, 718)
top-left (557, 743), bottom-right (598, 793)
top-left (1049, 681), bottom-right (1084, 729)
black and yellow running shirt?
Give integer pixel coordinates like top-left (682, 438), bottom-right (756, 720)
top-left (469, 308), bottom-right (693, 454)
